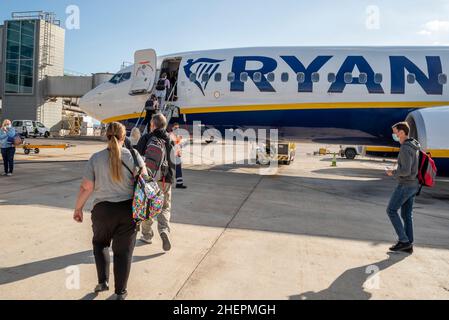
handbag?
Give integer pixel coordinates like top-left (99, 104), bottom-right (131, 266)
top-left (122, 149), bottom-right (164, 222)
top-left (7, 133), bottom-right (23, 147)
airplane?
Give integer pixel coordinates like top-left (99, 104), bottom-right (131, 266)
top-left (79, 46), bottom-right (449, 176)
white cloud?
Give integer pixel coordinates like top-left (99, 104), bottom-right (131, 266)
top-left (418, 20), bottom-right (449, 36)
top-left (417, 30), bottom-right (432, 36)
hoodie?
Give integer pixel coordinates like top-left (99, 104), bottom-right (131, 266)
top-left (393, 138), bottom-right (421, 186)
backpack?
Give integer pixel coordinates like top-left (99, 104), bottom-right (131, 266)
top-left (144, 135), bottom-right (169, 182)
top-left (155, 79), bottom-right (166, 91)
top-left (416, 150), bottom-right (437, 196)
top-left (122, 149), bottom-right (164, 222)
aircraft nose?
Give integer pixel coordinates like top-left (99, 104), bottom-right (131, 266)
top-left (79, 88), bottom-right (103, 119)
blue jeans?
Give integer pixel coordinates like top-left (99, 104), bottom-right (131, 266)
top-left (386, 184), bottom-right (419, 244)
top-left (1, 147), bottom-right (16, 174)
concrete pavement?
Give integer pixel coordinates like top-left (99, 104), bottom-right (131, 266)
top-left (0, 140), bottom-right (449, 300)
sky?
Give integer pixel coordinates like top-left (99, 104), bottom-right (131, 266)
top-left (1, 0), bottom-right (449, 74)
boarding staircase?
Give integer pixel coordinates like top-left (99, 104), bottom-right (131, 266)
top-left (135, 81), bottom-right (180, 133)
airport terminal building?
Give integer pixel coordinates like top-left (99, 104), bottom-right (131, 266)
top-left (0, 12), bottom-right (65, 129)
top-left (0, 11), bottom-right (112, 134)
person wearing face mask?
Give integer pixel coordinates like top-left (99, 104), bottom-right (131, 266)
top-left (385, 122), bottom-right (421, 254)
top-left (0, 119), bottom-right (17, 177)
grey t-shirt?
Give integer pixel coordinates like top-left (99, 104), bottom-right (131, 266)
top-left (83, 148), bottom-right (145, 206)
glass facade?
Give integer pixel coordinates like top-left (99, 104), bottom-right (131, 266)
top-left (5, 20), bottom-right (36, 94)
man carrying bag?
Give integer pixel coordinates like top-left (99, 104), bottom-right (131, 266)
top-left (136, 113), bottom-right (175, 252)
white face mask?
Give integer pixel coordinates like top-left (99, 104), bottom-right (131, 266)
top-left (392, 133), bottom-right (400, 142)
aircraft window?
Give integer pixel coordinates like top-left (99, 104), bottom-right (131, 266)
top-left (240, 72), bottom-right (249, 82)
top-left (344, 73), bottom-right (353, 84)
top-left (109, 73), bottom-right (122, 84)
top-left (281, 73), bottom-right (289, 82)
top-left (358, 73), bottom-right (367, 84)
top-left (328, 73), bottom-right (336, 83)
top-left (202, 73), bottom-right (210, 82)
top-left (214, 73), bottom-right (222, 82)
top-left (407, 73), bottom-right (416, 84)
top-left (189, 73), bottom-right (197, 82)
top-left (297, 72), bottom-right (305, 83)
top-left (311, 72), bottom-right (319, 83)
top-left (374, 73), bottom-right (383, 84)
top-left (227, 72), bottom-right (235, 82)
top-left (253, 72), bottom-right (262, 83)
top-left (120, 72), bottom-right (131, 82)
top-left (438, 73), bottom-right (447, 85)
top-left (267, 72), bottom-right (275, 82)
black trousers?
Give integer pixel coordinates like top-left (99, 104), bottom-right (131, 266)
top-left (91, 199), bottom-right (137, 294)
top-left (1, 147), bottom-right (15, 174)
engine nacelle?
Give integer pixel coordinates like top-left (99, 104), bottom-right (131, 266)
top-left (406, 106), bottom-right (449, 176)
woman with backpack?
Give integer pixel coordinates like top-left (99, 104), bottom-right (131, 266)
top-left (73, 122), bottom-right (147, 300)
top-left (0, 119), bottom-right (17, 177)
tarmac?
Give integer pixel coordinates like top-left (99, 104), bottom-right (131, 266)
top-left (1, 138), bottom-right (449, 300)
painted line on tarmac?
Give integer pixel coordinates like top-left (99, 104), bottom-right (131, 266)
top-left (173, 175), bottom-right (264, 300)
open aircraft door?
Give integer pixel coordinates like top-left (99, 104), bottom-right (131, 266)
top-left (129, 49), bottom-right (157, 95)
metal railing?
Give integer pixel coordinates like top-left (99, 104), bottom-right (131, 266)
top-left (11, 11), bottom-right (61, 26)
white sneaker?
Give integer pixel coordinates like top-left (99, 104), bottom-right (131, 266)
top-left (6, 173), bottom-right (12, 177)
top-left (140, 236), bottom-right (152, 244)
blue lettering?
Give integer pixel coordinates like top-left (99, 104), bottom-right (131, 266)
top-left (281, 55), bottom-right (332, 92)
top-left (390, 56), bottom-right (443, 95)
top-left (328, 56), bottom-right (384, 94)
top-left (231, 56), bottom-right (277, 92)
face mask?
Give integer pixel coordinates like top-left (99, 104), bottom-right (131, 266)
top-left (392, 133), bottom-right (400, 142)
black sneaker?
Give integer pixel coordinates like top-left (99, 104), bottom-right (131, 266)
top-left (115, 290), bottom-right (128, 300)
top-left (94, 282), bottom-right (109, 293)
top-left (389, 242), bottom-right (412, 252)
top-left (160, 232), bottom-right (172, 252)
top-left (176, 185), bottom-right (187, 189)
top-left (403, 246), bottom-right (414, 254)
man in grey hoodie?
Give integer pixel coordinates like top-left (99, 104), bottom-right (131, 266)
top-left (385, 122), bottom-right (421, 254)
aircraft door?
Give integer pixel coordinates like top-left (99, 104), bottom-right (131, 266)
top-left (129, 49), bottom-right (157, 95)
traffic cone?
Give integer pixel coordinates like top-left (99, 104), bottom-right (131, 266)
top-left (331, 153), bottom-right (337, 167)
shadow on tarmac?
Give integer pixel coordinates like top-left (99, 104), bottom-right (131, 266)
top-left (0, 251), bottom-right (165, 286)
top-left (290, 252), bottom-right (409, 300)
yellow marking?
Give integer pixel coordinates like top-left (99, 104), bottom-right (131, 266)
top-left (366, 146), bottom-right (400, 153)
top-left (182, 101), bottom-right (449, 114)
top-left (102, 112), bottom-right (147, 123)
top-left (100, 101), bottom-right (449, 123)
top-left (427, 149), bottom-right (449, 158)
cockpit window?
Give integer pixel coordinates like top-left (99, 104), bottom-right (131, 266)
top-left (109, 72), bottom-right (132, 84)
top-left (109, 73), bottom-right (122, 84)
top-left (121, 72), bottom-right (131, 82)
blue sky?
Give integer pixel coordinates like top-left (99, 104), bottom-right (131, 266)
top-left (1, 0), bottom-right (449, 74)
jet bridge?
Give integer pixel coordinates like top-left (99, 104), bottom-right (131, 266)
top-left (45, 73), bottom-right (113, 98)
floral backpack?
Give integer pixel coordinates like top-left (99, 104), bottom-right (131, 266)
top-left (122, 149), bottom-right (164, 222)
